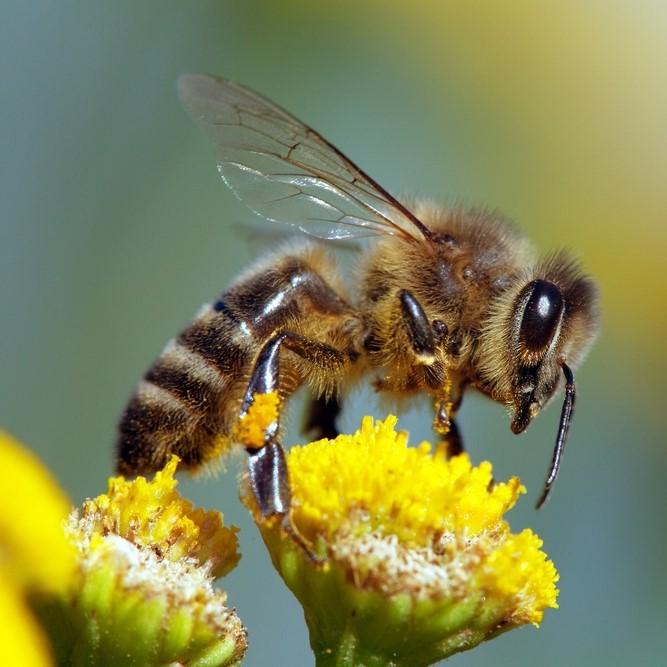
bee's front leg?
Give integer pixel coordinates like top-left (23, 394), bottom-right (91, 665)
top-left (397, 289), bottom-right (465, 457)
top-left (398, 289), bottom-right (436, 362)
top-left (432, 372), bottom-right (468, 459)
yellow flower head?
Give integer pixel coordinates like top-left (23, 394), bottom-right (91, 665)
top-left (289, 414), bottom-right (523, 545)
top-left (0, 434), bottom-right (246, 666)
top-left (248, 415), bottom-right (559, 666)
top-left (66, 455), bottom-right (247, 666)
top-left (78, 455), bottom-right (239, 578)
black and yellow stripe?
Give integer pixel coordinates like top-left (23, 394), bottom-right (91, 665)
top-left (116, 247), bottom-right (357, 476)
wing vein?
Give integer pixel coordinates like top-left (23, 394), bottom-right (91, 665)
top-left (178, 73), bottom-right (432, 242)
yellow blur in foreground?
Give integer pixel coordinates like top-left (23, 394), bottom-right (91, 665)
top-left (0, 431), bottom-right (246, 667)
top-left (0, 431), bottom-right (77, 667)
top-left (0, 431), bottom-right (76, 594)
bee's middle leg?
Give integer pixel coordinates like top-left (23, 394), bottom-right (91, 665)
top-left (303, 394), bottom-right (342, 440)
top-left (435, 407), bottom-right (465, 457)
top-left (240, 331), bottom-right (346, 519)
top-left (434, 393), bottom-right (466, 457)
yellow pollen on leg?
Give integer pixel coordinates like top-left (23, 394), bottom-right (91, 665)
top-left (235, 391), bottom-right (281, 450)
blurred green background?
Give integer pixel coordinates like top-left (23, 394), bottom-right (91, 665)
top-left (2, 2), bottom-right (665, 665)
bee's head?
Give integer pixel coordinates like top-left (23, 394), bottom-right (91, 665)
top-left (509, 278), bottom-right (569, 433)
top-left (476, 252), bottom-right (599, 504)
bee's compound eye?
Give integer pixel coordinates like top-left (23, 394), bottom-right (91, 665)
top-left (519, 280), bottom-right (563, 352)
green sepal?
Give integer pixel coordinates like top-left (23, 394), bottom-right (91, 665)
top-left (260, 523), bottom-right (513, 667)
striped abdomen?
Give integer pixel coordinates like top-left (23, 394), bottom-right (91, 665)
top-left (116, 246), bottom-right (357, 475)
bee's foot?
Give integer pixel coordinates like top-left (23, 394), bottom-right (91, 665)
top-left (280, 515), bottom-right (327, 567)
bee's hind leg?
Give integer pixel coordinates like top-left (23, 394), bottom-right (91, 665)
top-left (240, 331), bottom-right (345, 563)
top-left (246, 442), bottom-right (321, 561)
top-left (239, 334), bottom-right (290, 518)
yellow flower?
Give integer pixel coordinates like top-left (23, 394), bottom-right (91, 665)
top-left (0, 431), bottom-right (78, 667)
top-left (0, 574), bottom-right (53, 667)
top-left (288, 415), bottom-right (524, 546)
top-left (247, 415), bottom-right (559, 667)
top-left (0, 429), bottom-right (246, 667)
top-left (65, 455), bottom-right (247, 666)
top-left (0, 430), bottom-right (76, 595)
top-left (78, 456), bottom-right (240, 578)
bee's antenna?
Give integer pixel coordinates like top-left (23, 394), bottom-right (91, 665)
top-left (535, 362), bottom-right (576, 508)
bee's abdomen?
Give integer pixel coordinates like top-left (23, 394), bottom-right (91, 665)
top-left (117, 307), bottom-right (252, 474)
top-left (177, 302), bottom-right (251, 375)
top-left (117, 248), bottom-right (355, 476)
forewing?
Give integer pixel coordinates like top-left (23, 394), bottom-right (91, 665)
top-left (177, 74), bottom-right (428, 241)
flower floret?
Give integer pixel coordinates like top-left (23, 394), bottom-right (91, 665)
top-left (79, 455), bottom-right (239, 577)
top-left (477, 528), bottom-right (559, 625)
top-left (287, 414), bottom-right (526, 545)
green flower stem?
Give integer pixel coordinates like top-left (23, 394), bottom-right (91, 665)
top-left (313, 622), bottom-right (416, 667)
top-left (313, 624), bottom-right (383, 667)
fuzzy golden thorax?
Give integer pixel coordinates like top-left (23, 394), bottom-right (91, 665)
top-left (358, 201), bottom-right (598, 436)
top-left (358, 203), bottom-right (534, 397)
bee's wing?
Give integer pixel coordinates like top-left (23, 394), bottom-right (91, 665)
top-left (178, 74), bottom-right (430, 242)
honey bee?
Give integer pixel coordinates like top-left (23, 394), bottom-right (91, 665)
top-left (117, 74), bottom-right (599, 522)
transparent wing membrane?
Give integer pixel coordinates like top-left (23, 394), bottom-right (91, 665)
top-left (178, 74), bottom-right (429, 241)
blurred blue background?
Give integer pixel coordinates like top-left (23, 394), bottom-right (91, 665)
top-left (1, 2), bottom-right (665, 665)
